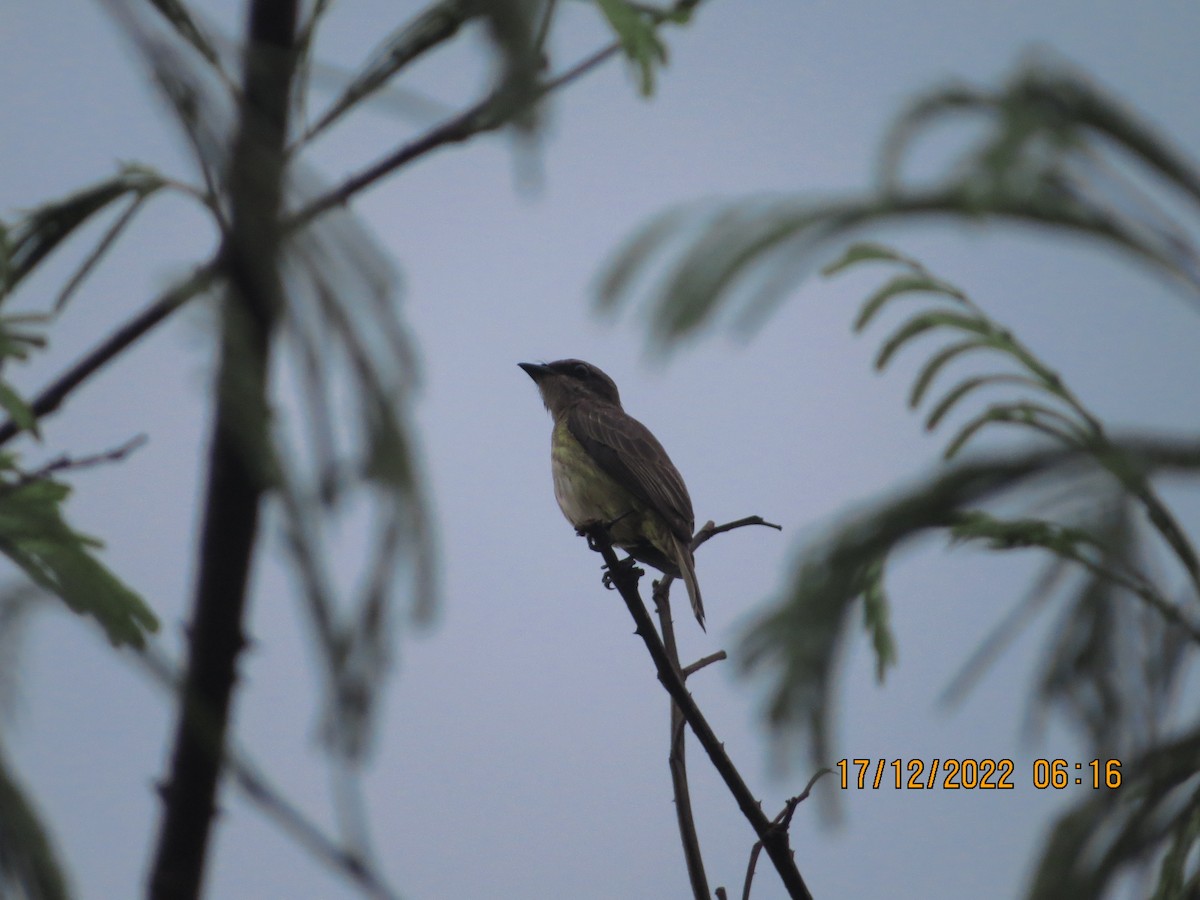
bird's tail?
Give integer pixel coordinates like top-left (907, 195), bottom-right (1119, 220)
top-left (672, 535), bottom-right (705, 631)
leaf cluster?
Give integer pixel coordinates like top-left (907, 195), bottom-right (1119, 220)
top-left (598, 59), bottom-right (1200, 342)
top-left (599, 56), bottom-right (1200, 897)
top-left (744, 245), bottom-right (1200, 895)
top-left (3, 1), bottom-right (708, 896)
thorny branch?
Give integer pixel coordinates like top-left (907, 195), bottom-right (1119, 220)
top-left (147, 1), bottom-right (298, 896)
top-left (652, 583), bottom-right (710, 899)
top-left (584, 518), bottom-right (812, 899)
top-left (136, 648), bottom-right (401, 900)
top-left (741, 769), bottom-right (831, 900)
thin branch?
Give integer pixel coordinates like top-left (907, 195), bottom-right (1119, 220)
top-left (0, 265), bottom-right (217, 448)
top-left (741, 770), bottom-right (831, 900)
top-left (295, 0), bottom-right (478, 148)
top-left (292, 0), bottom-right (719, 225)
top-left (1123, 478), bottom-right (1200, 603)
top-left (137, 648), bottom-right (401, 900)
top-left (234, 764), bottom-right (395, 900)
top-left (656, 515), bottom-right (783, 598)
top-left (0, 9), bottom-right (692, 449)
top-left (1063, 548), bottom-right (1200, 644)
top-left (286, 40), bottom-right (622, 230)
top-left (1, 434), bottom-right (148, 493)
top-left (533, 0), bottom-right (557, 57)
top-left (652, 584), bottom-right (711, 900)
top-left (694, 515), bottom-right (783, 549)
top-left (1004, 323), bottom-right (1200, 601)
top-left (585, 524), bottom-right (813, 900)
top-left (682, 650), bottom-right (727, 679)
top-left (53, 194), bottom-right (151, 312)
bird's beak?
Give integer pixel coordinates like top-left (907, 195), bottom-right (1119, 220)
top-left (518, 362), bottom-right (551, 381)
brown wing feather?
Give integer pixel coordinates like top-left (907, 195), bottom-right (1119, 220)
top-left (566, 400), bottom-right (695, 542)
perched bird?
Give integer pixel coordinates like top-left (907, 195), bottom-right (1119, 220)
top-left (519, 359), bottom-right (705, 630)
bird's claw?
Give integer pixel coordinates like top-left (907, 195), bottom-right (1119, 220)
top-left (601, 556), bottom-right (641, 591)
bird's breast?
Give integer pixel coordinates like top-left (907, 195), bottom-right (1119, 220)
top-left (550, 420), bottom-right (633, 527)
top-left (548, 419), bottom-right (680, 576)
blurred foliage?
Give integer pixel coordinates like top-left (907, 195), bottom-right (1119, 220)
top-left (0, 589), bottom-right (67, 900)
top-left (599, 59), bottom-right (1200, 340)
top-left (603, 58), bottom-right (1200, 897)
top-left (3, 0), bottom-right (704, 894)
top-left (298, 0), bottom-right (480, 143)
top-left (0, 165), bottom-right (166, 308)
top-left (0, 169), bottom-right (164, 651)
top-left (0, 457), bottom-right (159, 649)
top-left (0, 743), bottom-right (68, 900)
top-left (100, 0), bottom-right (448, 768)
top-left (595, 0), bottom-right (699, 97)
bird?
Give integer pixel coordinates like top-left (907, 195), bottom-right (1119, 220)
top-left (519, 359), bottom-right (705, 630)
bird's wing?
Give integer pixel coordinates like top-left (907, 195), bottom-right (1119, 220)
top-left (566, 401), bottom-right (695, 542)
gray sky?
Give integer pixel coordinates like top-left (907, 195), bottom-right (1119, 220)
top-left (4, 1), bottom-right (1200, 898)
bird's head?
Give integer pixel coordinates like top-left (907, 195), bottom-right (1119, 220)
top-left (519, 359), bottom-right (622, 415)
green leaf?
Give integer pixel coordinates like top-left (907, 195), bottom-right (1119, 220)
top-left (909, 337), bottom-right (1006, 408)
top-left (1152, 790), bottom-right (1200, 900)
top-left (0, 314), bottom-right (48, 364)
top-left (303, 1), bottom-right (478, 143)
top-left (860, 559), bottom-right (897, 682)
top-left (0, 383), bottom-right (38, 439)
top-left (853, 273), bottom-right (968, 332)
top-left (942, 401), bottom-right (1087, 459)
top-left (874, 310), bottom-right (993, 370)
top-left (949, 510), bottom-right (1098, 555)
top-left (0, 745), bottom-right (69, 900)
top-left (3, 167), bottom-right (164, 300)
top-left (0, 475), bottom-right (158, 648)
top-left (595, 0), bottom-right (668, 97)
top-left (924, 372), bottom-right (1044, 431)
top-left (144, 0), bottom-right (225, 72)
top-left (596, 208), bottom-right (690, 311)
top-left (820, 242), bottom-right (907, 276)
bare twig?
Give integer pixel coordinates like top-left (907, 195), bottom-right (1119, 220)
top-left (533, 0), bottom-right (557, 57)
top-left (291, 0), bottom-right (715, 223)
top-left (137, 648), bottom-right (401, 900)
top-left (682, 650), bottom-right (727, 679)
top-left (741, 770), bottom-right (831, 900)
top-left (585, 524), bottom-right (813, 899)
top-left (0, 265), bottom-right (217, 448)
top-left (0, 435), bottom-right (148, 495)
top-left (53, 194), bottom-right (151, 312)
top-left (233, 764), bottom-right (395, 900)
top-left (652, 585), bottom-right (711, 900)
top-left (655, 515), bottom-right (784, 598)
top-left (296, 0), bottom-right (479, 148)
top-left (286, 40), bottom-right (621, 230)
top-left (694, 515), bottom-right (783, 549)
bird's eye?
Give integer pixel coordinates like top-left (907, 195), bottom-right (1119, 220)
top-left (572, 363), bottom-right (589, 378)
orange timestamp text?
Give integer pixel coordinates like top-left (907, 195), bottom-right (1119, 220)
top-left (835, 758), bottom-right (1123, 790)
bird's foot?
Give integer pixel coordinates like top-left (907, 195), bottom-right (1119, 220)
top-left (578, 521), bottom-right (606, 552)
top-left (601, 556), bottom-right (642, 591)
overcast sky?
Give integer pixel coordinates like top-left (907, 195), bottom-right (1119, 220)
top-left (4, 1), bottom-right (1200, 898)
